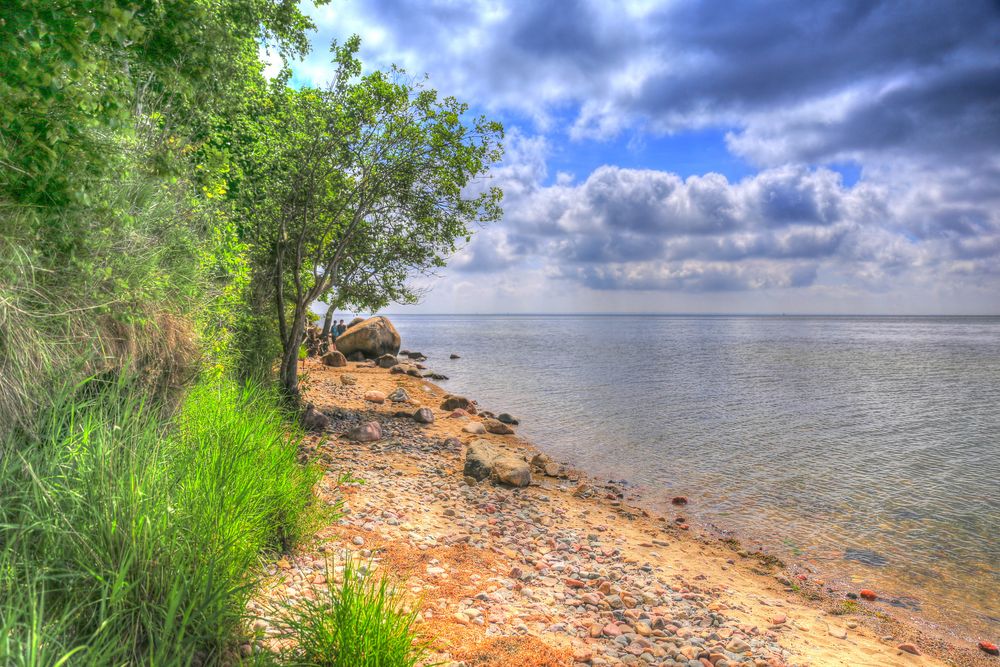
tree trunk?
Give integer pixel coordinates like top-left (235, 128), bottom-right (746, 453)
top-left (279, 307), bottom-right (308, 399)
top-left (321, 304), bottom-right (335, 338)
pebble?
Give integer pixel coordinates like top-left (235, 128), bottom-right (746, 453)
top-left (897, 642), bottom-right (921, 655)
top-left (979, 641), bottom-right (1000, 656)
top-left (363, 390), bottom-right (386, 403)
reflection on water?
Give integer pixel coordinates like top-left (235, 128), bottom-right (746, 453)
top-left (388, 314), bottom-right (1000, 639)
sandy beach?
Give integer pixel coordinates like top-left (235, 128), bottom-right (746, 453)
top-left (246, 356), bottom-right (994, 667)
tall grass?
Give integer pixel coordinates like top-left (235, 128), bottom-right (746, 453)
top-left (274, 558), bottom-right (429, 667)
top-left (0, 375), bottom-right (320, 665)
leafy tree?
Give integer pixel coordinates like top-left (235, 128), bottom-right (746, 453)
top-left (239, 39), bottom-right (503, 397)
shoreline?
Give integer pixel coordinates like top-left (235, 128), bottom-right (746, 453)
top-left (258, 355), bottom-right (993, 666)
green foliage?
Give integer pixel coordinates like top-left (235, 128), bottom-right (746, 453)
top-left (0, 376), bottom-right (321, 665)
top-left (0, 0), bottom-right (324, 208)
top-left (236, 37), bottom-right (504, 394)
top-left (273, 558), bottom-right (429, 667)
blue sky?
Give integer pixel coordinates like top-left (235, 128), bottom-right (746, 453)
top-left (278, 0), bottom-right (1000, 314)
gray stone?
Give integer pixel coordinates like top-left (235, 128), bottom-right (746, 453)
top-left (388, 387), bottom-right (410, 403)
top-left (413, 407), bottom-right (434, 424)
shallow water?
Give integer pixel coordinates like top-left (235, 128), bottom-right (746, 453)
top-left (386, 314), bottom-right (1000, 640)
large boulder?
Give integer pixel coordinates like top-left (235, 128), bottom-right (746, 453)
top-left (462, 440), bottom-right (531, 488)
top-left (335, 316), bottom-right (401, 359)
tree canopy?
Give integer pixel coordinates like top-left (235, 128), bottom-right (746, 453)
top-left (237, 39), bottom-right (504, 395)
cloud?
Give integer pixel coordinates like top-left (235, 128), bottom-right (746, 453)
top-left (293, 0), bottom-right (1000, 312)
top-left (445, 133), bottom-right (999, 301)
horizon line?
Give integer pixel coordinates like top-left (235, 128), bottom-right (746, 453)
top-left (331, 311), bottom-right (1000, 318)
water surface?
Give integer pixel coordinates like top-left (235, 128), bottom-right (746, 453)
top-left (386, 314), bottom-right (1000, 639)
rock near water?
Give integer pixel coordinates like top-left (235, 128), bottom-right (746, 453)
top-left (441, 395), bottom-right (472, 411)
top-left (463, 440), bottom-right (531, 487)
top-left (335, 316), bottom-right (401, 359)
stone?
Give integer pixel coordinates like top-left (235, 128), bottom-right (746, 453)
top-left (462, 423), bottom-right (486, 434)
top-left (346, 421), bottom-right (382, 442)
top-left (484, 418), bottom-right (515, 435)
top-left (497, 412), bottom-right (519, 425)
top-left (771, 614), bottom-right (786, 625)
top-left (897, 643), bottom-right (920, 656)
top-left (335, 316), bottom-right (401, 359)
top-left (462, 439), bottom-right (530, 487)
top-left (321, 350), bottom-right (347, 367)
top-left (530, 453), bottom-right (551, 468)
top-left (300, 403), bottom-right (328, 432)
top-left (450, 353), bottom-right (461, 359)
top-left (413, 407), bottom-right (434, 424)
top-left (859, 589), bottom-right (878, 601)
top-left (543, 462), bottom-right (561, 477)
top-left (979, 641), bottom-right (1000, 656)
top-left (463, 441), bottom-right (496, 482)
top-left (671, 496), bottom-right (689, 505)
top-left (347, 351), bottom-right (365, 362)
top-left (340, 373), bottom-right (357, 385)
top-left (441, 395), bottom-right (472, 411)
top-left (448, 409), bottom-right (468, 418)
top-left (828, 627), bottom-right (847, 639)
top-left (388, 387), bottom-right (410, 403)
top-left (364, 390), bottom-right (386, 403)
top-left (492, 456), bottom-right (531, 487)
top-left (377, 354), bottom-right (399, 368)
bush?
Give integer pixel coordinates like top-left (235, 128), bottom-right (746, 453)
top-left (0, 375), bottom-right (320, 665)
top-left (274, 558), bottom-right (429, 667)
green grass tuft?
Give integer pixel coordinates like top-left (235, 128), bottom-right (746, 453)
top-left (274, 558), bottom-right (429, 667)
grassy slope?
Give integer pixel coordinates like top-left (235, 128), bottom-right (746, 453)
top-left (0, 377), bottom-right (320, 665)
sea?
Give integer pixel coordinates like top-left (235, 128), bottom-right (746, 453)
top-left (379, 314), bottom-right (999, 641)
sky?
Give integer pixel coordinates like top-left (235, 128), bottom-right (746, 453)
top-left (279, 0), bottom-right (1000, 315)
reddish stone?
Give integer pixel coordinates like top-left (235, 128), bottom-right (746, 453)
top-left (671, 496), bottom-right (689, 505)
top-left (771, 614), bottom-right (786, 625)
top-left (448, 409), bottom-right (468, 418)
top-left (564, 578), bottom-right (586, 588)
top-left (979, 641), bottom-right (1000, 656)
top-left (602, 623), bottom-right (622, 637)
top-left (678, 523), bottom-right (690, 530)
top-left (897, 643), bottom-right (921, 656)
top-left (859, 589), bottom-right (878, 601)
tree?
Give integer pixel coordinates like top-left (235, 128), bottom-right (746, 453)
top-left (239, 39), bottom-right (503, 397)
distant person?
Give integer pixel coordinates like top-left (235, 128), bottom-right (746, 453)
top-left (337, 319), bottom-right (347, 336)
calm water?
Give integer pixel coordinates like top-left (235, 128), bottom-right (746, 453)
top-left (384, 314), bottom-right (1000, 639)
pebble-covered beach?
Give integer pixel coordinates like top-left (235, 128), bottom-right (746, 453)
top-left (245, 353), bottom-right (995, 667)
